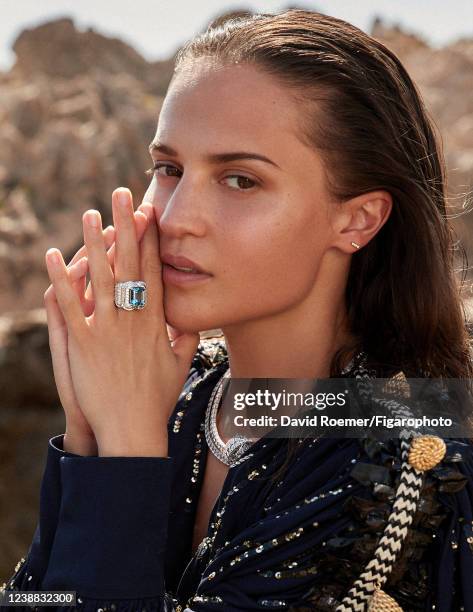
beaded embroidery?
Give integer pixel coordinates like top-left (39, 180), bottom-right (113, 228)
top-left (4, 337), bottom-right (473, 611)
top-left (172, 339), bottom-right (472, 611)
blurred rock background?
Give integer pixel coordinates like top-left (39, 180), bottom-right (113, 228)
top-left (1, 8), bottom-right (473, 581)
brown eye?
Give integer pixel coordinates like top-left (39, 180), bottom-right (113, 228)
top-left (154, 163), bottom-right (182, 177)
top-left (223, 175), bottom-right (256, 191)
top-left (145, 162), bottom-right (182, 178)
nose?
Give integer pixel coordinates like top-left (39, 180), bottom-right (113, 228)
top-left (157, 176), bottom-right (207, 239)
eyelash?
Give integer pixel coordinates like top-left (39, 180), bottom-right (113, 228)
top-left (145, 162), bottom-right (258, 192)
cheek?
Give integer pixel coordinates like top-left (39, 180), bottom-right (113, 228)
top-left (220, 205), bottom-right (327, 307)
top-left (161, 191), bottom-right (331, 331)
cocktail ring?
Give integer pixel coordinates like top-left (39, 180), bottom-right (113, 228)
top-left (114, 280), bottom-right (147, 310)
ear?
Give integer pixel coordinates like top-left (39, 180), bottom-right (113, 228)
top-left (330, 190), bottom-right (393, 253)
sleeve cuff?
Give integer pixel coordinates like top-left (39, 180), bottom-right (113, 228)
top-left (24, 434), bottom-right (76, 575)
top-left (49, 433), bottom-right (94, 457)
top-left (42, 454), bottom-right (174, 599)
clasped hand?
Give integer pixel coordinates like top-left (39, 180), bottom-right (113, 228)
top-left (43, 188), bottom-right (199, 457)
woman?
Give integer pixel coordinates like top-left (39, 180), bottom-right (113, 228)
top-left (2, 9), bottom-right (473, 612)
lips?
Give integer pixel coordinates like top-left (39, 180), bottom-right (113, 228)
top-left (161, 253), bottom-right (210, 275)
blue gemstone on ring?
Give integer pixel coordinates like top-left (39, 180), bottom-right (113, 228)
top-left (128, 285), bottom-right (145, 307)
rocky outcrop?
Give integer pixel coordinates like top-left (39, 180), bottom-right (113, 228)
top-left (370, 19), bottom-right (473, 256)
top-left (0, 28), bottom-right (171, 311)
top-left (11, 17), bottom-right (172, 91)
top-left (0, 310), bottom-right (54, 408)
top-left (372, 19), bottom-right (473, 199)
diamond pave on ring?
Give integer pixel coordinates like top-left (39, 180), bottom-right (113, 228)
top-left (114, 280), bottom-right (147, 310)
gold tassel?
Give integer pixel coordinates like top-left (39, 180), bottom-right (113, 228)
top-left (368, 585), bottom-right (403, 611)
top-left (408, 434), bottom-right (446, 471)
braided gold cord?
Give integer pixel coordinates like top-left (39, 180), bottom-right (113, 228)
top-left (408, 435), bottom-right (446, 471)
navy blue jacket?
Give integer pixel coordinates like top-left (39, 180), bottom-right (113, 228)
top-left (2, 341), bottom-right (473, 611)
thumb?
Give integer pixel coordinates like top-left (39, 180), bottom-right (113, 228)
top-left (171, 329), bottom-right (200, 372)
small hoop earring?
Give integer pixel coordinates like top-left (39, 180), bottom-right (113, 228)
top-left (351, 241), bottom-right (361, 249)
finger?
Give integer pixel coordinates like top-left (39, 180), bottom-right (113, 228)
top-left (139, 204), bottom-right (165, 326)
top-left (84, 242), bottom-right (115, 302)
top-left (167, 323), bottom-right (181, 343)
top-left (171, 331), bottom-right (200, 373)
top-left (67, 225), bottom-right (115, 268)
top-left (68, 257), bottom-right (95, 316)
top-left (84, 211), bottom-right (147, 301)
top-left (167, 323), bottom-right (199, 365)
top-left (68, 257), bottom-right (89, 282)
top-left (49, 256), bottom-right (94, 317)
top-left (103, 225), bottom-right (116, 252)
top-left (112, 188), bottom-right (140, 283)
top-left (44, 283), bottom-right (73, 402)
top-left (48, 257), bottom-right (95, 318)
top-left (44, 284), bottom-right (66, 334)
top-left (82, 210), bottom-right (115, 317)
top-left (44, 282), bottom-right (78, 407)
top-left (73, 278), bottom-right (91, 315)
top-left (45, 248), bottom-right (88, 337)
top-left (166, 323), bottom-right (200, 355)
top-left (101, 211), bottom-right (148, 275)
top-left (164, 322), bottom-right (199, 371)
top-left (135, 211), bottom-right (149, 241)
top-left (46, 257), bottom-right (88, 313)
top-left (44, 230), bottom-right (113, 309)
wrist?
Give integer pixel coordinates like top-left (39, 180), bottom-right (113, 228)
top-left (63, 429), bottom-right (98, 456)
top-left (97, 432), bottom-right (168, 457)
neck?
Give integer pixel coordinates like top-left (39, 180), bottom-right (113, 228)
top-left (221, 275), bottom-right (355, 379)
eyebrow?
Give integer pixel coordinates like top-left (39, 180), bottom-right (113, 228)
top-left (148, 141), bottom-right (281, 169)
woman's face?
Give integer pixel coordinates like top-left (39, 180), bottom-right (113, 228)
top-left (144, 59), bottom-right (341, 333)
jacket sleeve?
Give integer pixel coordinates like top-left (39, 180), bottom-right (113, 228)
top-left (1, 341), bottom-right (228, 611)
top-left (1, 434), bottom-right (182, 612)
top-left (1, 434), bottom-right (85, 595)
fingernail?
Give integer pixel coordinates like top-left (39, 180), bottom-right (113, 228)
top-left (118, 190), bottom-right (130, 208)
top-left (47, 249), bottom-right (61, 265)
top-left (87, 211), bottom-right (100, 228)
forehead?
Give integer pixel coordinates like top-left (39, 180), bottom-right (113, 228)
top-left (155, 59), bottom-right (304, 154)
